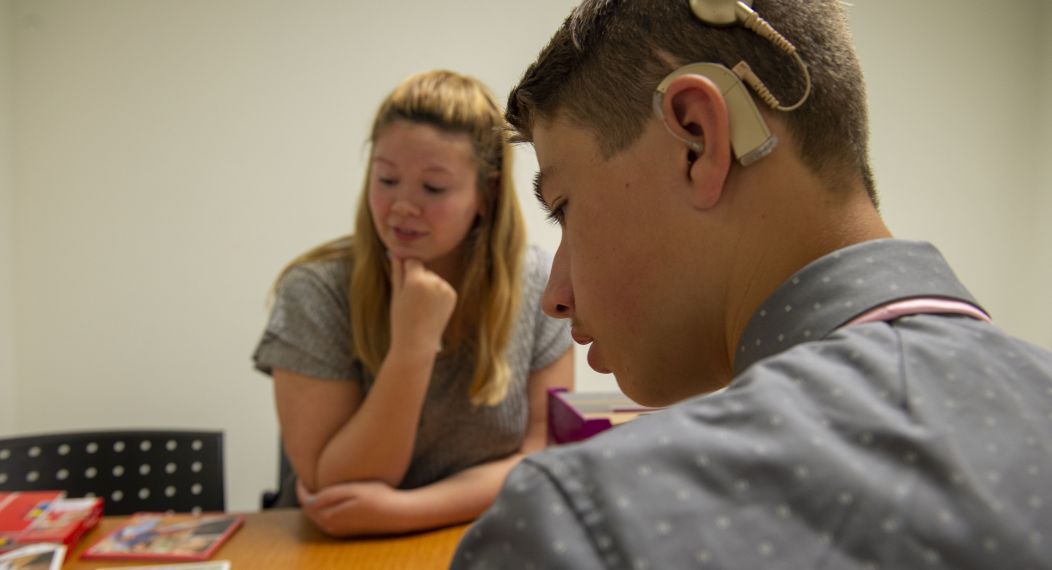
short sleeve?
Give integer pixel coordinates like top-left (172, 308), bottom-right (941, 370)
top-left (252, 261), bottom-right (357, 381)
top-left (524, 246), bottom-right (573, 371)
top-left (451, 460), bottom-right (603, 569)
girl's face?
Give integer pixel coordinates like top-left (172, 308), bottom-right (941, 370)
top-left (368, 121), bottom-right (483, 277)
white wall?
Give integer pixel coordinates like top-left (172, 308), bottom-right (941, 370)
top-left (7, 0), bottom-right (577, 512)
top-left (1038, 0), bottom-right (1052, 349)
top-left (4, 0), bottom-right (1049, 512)
top-left (0, 0), bottom-right (16, 433)
top-left (851, 0), bottom-right (1049, 346)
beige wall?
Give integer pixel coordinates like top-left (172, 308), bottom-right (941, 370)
top-left (7, 0), bottom-right (574, 512)
top-left (1038, 0), bottom-right (1052, 348)
top-left (851, 0), bottom-right (1049, 345)
top-left (1, 0), bottom-right (16, 433)
top-left (3, 0), bottom-right (1049, 512)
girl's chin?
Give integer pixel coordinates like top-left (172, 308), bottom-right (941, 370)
top-left (384, 243), bottom-right (428, 259)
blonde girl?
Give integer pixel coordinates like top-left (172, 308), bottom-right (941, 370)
top-left (253, 70), bottom-right (573, 536)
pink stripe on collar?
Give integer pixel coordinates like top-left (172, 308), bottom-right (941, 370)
top-left (846, 298), bottom-right (992, 327)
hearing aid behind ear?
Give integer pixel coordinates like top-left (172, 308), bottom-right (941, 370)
top-left (688, 0), bottom-right (812, 113)
top-left (653, 62), bottom-right (777, 167)
top-left (689, 0), bottom-right (753, 26)
top-left (653, 0), bottom-right (812, 166)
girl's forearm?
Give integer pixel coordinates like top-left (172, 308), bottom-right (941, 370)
top-left (313, 343), bottom-right (436, 489)
top-left (396, 453), bottom-right (526, 531)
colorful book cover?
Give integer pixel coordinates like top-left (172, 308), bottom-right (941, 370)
top-left (96, 562), bottom-right (231, 570)
top-left (0, 542), bottom-right (67, 570)
top-left (0, 492), bottom-right (102, 555)
top-left (81, 514), bottom-right (243, 562)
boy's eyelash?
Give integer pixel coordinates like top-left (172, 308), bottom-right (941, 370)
top-left (545, 202), bottom-right (565, 225)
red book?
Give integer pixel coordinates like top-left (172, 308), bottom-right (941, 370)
top-left (0, 491), bottom-right (104, 554)
top-left (81, 513), bottom-right (243, 562)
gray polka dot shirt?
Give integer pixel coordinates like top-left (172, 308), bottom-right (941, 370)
top-left (253, 244), bottom-right (572, 491)
top-left (453, 239), bottom-right (1052, 569)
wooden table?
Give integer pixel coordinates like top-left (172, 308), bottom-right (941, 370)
top-left (65, 509), bottom-right (469, 569)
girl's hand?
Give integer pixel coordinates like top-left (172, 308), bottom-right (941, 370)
top-left (388, 256), bottom-right (457, 355)
top-left (297, 479), bottom-right (412, 537)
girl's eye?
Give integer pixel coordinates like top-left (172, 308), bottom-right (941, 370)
top-left (424, 184), bottom-right (447, 194)
top-left (378, 177), bottom-right (397, 187)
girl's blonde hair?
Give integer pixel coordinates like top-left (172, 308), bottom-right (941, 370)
top-left (282, 70), bottom-right (525, 406)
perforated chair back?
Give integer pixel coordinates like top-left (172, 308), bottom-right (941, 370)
top-left (260, 440), bottom-right (294, 509)
top-left (0, 430), bottom-right (225, 515)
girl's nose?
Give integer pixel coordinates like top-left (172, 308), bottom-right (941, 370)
top-left (391, 198), bottom-right (421, 217)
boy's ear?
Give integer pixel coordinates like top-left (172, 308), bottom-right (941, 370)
top-left (659, 74), bottom-right (733, 210)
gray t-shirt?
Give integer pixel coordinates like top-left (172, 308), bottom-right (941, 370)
top-left (453, 239), bottom-right (1052, 569)
top-left (253, 244), bottom-right (572, 490)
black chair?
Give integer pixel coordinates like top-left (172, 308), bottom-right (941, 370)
top-left (0, 430), bottom-right (225, 515)
top-left (260, 442), bottom-right (294, 509)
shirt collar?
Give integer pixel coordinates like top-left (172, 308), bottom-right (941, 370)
top-left (733, 239), bottom-right (984, 375)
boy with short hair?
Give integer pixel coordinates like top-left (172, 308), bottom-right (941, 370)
top-left (452, 0), bottom-right (1052, 567)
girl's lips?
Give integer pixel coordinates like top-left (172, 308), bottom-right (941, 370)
top-left (393, 227), bottom-right (426, 241)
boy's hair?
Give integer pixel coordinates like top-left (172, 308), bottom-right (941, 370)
top-left (281, 70), bottom-right (526, 406)
top-left (507, 0), bottom-right (877, 204)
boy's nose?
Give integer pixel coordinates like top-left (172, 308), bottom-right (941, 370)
top-left (542, 242), bottom-right (574, 319)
